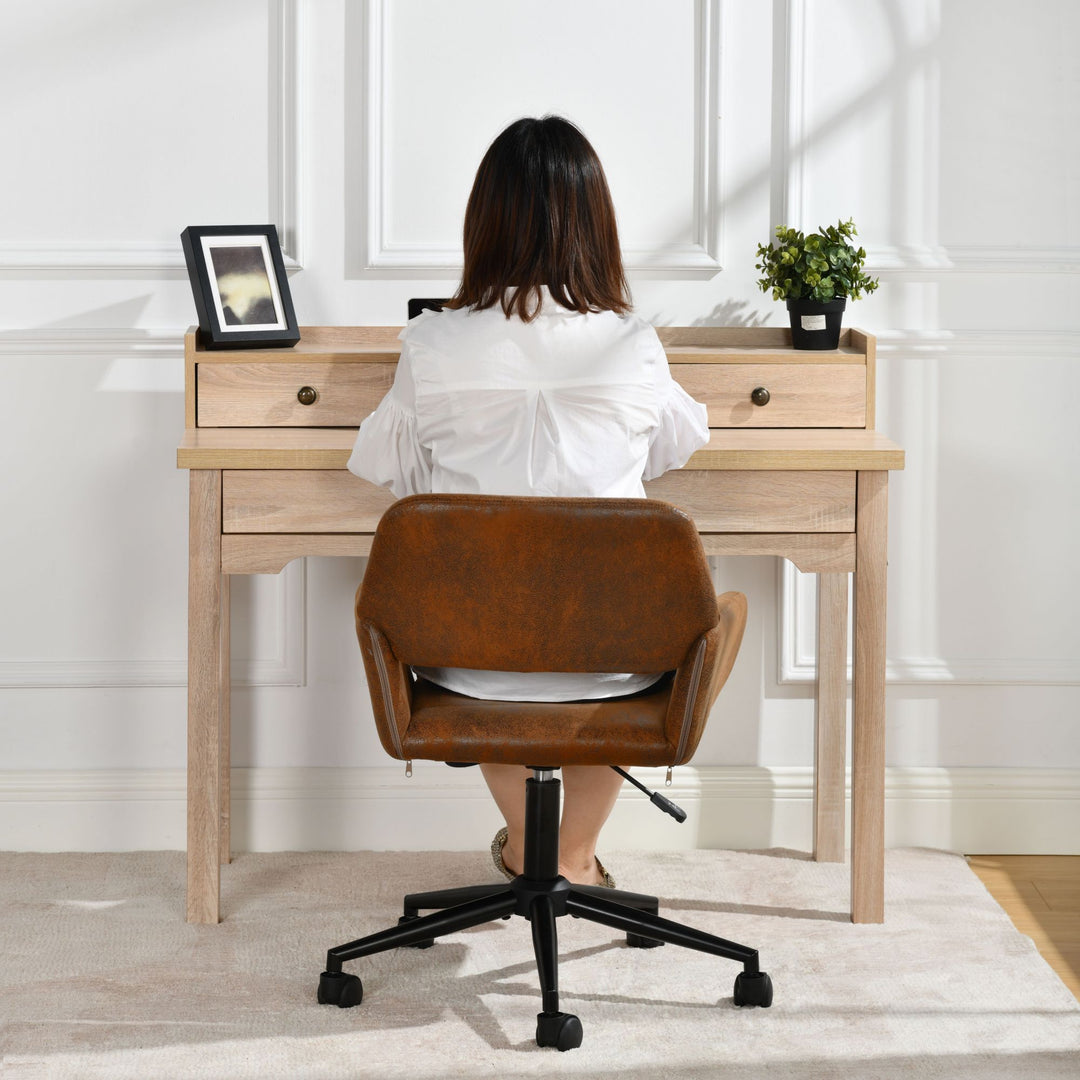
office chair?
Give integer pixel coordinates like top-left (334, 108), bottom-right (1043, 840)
top-left (317, 494), bottom-right (771, 1050)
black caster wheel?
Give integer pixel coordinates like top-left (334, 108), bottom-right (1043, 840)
top-left (397, 913), bottom-right (435, 949)
top-left (317, 970), bottom-right (363, 1008)
top-left (626, 932), bottom-right (664, 949)
top-left (733, 971), bottom-right (773, 1008)
top-left (536, 1011), bottom-right (583, 1051)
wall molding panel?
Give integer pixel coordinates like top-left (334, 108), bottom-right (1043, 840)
top-left (0, 560), bottom-right (306, 689)
top-left (869, 245), bottom-right (1080, 275)
top-left (268, 0), bottom-right (303, 268)
top-left (773, 1), bottom-right (1079, 278)
top-left (361, 0), bottom-right (722, 273)
top-left (2, 765), bottom-right (1076, 855)
top-left (0, 328), bottom-right (306, 689)
top-left (875, 330), bottom-right (1080, 360)
top-left (0, 328), bottom-right (185, 359)
top-left (779, 559), bottom-right (1080, 686)
top-left (778, 330), bottom-right (1080, 686)
top-left (770, 0), bottom-right (807, 233)
top-left (0, 0), bottom-right (302, 272)
top-left (779, 554), bottom-right (1080, 687)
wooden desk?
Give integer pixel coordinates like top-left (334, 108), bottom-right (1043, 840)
top-left (178, 326), bottom-right (903, 925)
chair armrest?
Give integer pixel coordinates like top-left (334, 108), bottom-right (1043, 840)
top-left (663, 591), bottom-right (747, 765)
top-left (356, 618), bottom-right (414, 761)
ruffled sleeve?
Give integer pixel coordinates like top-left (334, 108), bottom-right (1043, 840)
top-left (643, 354), bottom-right (710, 482)
top-left (347, 339), bottom-right (433, 499)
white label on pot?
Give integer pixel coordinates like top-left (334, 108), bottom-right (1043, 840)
top-left (801, 314), bottom-right (827, 331)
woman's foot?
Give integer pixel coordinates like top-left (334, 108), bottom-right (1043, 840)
top-left (491, 828), bottom-right (614, 887)
top-left (559, 853), bottom-right (616, 888)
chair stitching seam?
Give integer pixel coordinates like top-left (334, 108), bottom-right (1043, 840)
top-left (368, 625), bottom-right (405, 758)
top-left (675, 637), bottom-right (708, 764)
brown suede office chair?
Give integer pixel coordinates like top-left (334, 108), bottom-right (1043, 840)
top-left (318, 494), bottom-right (770, 1050)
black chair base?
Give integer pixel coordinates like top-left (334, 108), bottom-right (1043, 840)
top-left (318, 770), bottom-right (772, 1049)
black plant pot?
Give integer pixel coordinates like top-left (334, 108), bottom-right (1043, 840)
top-left (786, 297), bottom-right (847, 350)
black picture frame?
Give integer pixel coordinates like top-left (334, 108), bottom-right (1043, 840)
top-left (180, 224), bottom-right (299, 349)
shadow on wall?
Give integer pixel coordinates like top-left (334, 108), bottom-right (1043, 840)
top-left (692, 299), bottom-right (771, 327)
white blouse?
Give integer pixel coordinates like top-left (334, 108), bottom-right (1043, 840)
top-left (347, 292), bottom-right (710, 702)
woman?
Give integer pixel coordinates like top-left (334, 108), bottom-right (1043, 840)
top-left (348, 116), bottom-right (709, 887)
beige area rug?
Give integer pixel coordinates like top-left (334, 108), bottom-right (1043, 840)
top-left (1, 848), bottom-right (1078, 1079)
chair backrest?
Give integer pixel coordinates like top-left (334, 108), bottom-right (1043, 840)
top-left (356, 494), bottom-right (719, 673)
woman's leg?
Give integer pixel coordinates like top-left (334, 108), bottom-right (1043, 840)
top-left (480, 763), bottom-right (624, 885)
top-left (558, 765), bottom-right (624, 884)
top-left (479, 764), bottom-right (530, 875)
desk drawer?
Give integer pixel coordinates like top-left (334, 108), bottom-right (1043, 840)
top-left (198, 363), bottom-right (395, 426)
top-left (222, 470), bottom-right (855, 534)
top-left (673, 364), bottom-right (865, 427)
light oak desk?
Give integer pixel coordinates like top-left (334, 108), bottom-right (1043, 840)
top-left (178, 325), bottom-right (904, 925)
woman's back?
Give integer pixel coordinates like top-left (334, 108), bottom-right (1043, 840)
top-left (403, 294), bottom-right (677, 499)
top-left (349, 294), bottom-right (706, 504)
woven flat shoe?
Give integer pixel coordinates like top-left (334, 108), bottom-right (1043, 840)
top-left (490, 827), bottom-right (616, 888)
top-left (594, 857), bottom-right (616, 889)
top-left (491, 826), bottom-right (514, 881)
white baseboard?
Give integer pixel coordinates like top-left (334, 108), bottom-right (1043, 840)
top-left (1, 765), bottom-right (1077, 855)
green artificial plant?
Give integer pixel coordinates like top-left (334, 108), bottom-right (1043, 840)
top-left (755, 219), bottom-right (879, 303)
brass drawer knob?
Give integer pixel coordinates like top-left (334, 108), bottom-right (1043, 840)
top-left (297, 386), bottom-right (318, 406)
top-left (751, 386), bottom-right (770, 407)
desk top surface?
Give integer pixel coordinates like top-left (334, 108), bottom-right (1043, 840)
top-left (178, 426), bottom-right (904, 472)
top-left (187, 324), bottom-right (872, 365)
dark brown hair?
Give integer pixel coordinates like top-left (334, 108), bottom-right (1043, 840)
top-left (445, 116), bottom-right (631, 321)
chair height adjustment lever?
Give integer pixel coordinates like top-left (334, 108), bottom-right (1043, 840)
top-left (610, 766), bottom-right (687, 823)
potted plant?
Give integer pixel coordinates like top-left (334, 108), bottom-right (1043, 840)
top-left (755, 219), bottom-right (879, 350)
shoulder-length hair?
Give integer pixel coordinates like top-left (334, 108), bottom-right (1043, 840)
top-left (444, 116), bottom-right (631, 322)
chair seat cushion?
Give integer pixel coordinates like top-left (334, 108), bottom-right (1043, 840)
top-left (402, 675), bottom-right (677, 766)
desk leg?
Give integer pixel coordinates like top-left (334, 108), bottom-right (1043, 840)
top-left (851, 471), bottom-right (888, 923)
top-left (814, 572), bottom-right (848, 863)
top-left (219, 573), bottom-right (231, 866)
top-left (187, 470), bottom-right (223, 924)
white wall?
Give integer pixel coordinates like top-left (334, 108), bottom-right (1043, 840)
top-left (1, 0), bottom-right (1077, 854)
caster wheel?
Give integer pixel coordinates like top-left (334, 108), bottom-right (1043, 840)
top-left (626, 932), bottom-right (664, 949)
top-left (536, 1011), bottom-right (583, 1051)
top-left (317, 970), bottom-right (363, 1008)
top-left (398, 914), bottom-right (435, 949)
top-left (733, 971), bottom-right (773, 1008)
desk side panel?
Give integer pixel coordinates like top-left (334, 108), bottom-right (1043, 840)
top-left (185, 330), bottom-right (197, 429)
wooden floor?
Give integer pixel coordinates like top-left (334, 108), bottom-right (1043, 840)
top-left (968, 855), bottom-right (1080, 1000)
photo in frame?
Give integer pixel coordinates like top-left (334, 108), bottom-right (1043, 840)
top-left (180, 224), bottom-right (300, 349)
